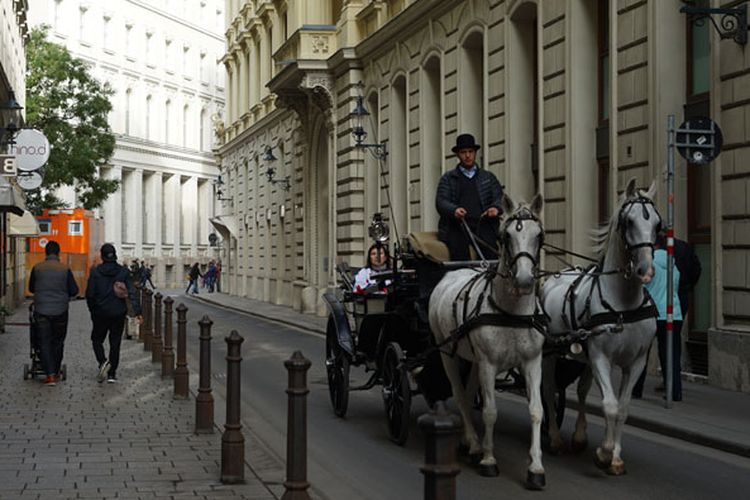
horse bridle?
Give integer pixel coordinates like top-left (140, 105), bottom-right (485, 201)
top-left (499, 207), bottom-right (544, 275)
top-left (616, 197), bottom-right (661, 275)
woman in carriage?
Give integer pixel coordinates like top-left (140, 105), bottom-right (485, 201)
top-left (353, 243), bottom-right (391, 294)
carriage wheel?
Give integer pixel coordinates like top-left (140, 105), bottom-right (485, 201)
top-left (326, 324), bottom-right (350, 418)
top-left (381, 342), bottom-right (411, 446)
top-left (23, 363), bottom-right (30, 380)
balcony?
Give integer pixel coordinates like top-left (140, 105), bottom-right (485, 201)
top-left (273, 25), bottom-right (337, 65)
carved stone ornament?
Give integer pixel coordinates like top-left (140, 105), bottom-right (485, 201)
top-left (310, 35), bottom-right (330, 54)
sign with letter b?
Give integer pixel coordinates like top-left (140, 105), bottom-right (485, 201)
top-left (0, 155), bottom-right (17, 175)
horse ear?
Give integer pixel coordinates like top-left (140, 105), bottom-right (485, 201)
top-left (530, 193), bottom-right (544, 217)
top-left (501, 193), bottom-right (514, 215)
top-left (625, 177), bottom-right (637, 198)
top-left (643, 179), bottom-right (657, 199)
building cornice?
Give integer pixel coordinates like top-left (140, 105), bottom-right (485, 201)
top-left (126, 0), bottom-right (224, 42)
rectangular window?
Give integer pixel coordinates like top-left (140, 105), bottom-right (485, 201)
top-left (38, 220), bottom-right (52, 235)
top-left (68, 220), bottom-right (84, 236)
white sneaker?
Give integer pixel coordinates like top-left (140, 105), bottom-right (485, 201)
top-left (97, 360), bottom-right (110, 383)
top-left (107, 375), bottom-right (117, 384)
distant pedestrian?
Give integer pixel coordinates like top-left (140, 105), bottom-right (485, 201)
top-left (28, 240), bottom-right (79, 386)
top-left (141, 263), bottom-right (156, 290)
top-left (86, 243), bottom-right (142, 383)
top-left (204, 261), bottom-right (217, 293)
top-left (215, 260), bottom-right (222, 293)
top-left (186, 262), bottom-right (202, 295)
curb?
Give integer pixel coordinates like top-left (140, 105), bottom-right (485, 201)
top-left (568, 399), bottom-right (750, 459)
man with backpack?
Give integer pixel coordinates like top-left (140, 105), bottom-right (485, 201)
top-left (86, 243), bottom-right (142, 383)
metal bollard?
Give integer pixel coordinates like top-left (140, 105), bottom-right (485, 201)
top-left (143, 288), bottom-right (153, 351)
top-left (161, 297), bottom-right (175, 378)
top-left (195, 315), bottom-right (214, 434)
top-left (418, 401), bottom-right (462, 500)
top-left (151, 292), bottom-right (163, 362)
top-left (221, 330), bottom-right (245, 484)
top-left (281, 351), bottom-right (312, 500)
top-left (174, 303), bottom-right (189, 399)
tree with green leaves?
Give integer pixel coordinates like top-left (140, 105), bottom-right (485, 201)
top-left (24, 26), bottom-right (118, 214)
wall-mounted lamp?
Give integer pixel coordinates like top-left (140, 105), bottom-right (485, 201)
top-left (350, 82), bottom-right (387, 161)
top-left (261, 145), bottom-right (291, 191)
top-left (0, 90), bottom-right (24, 147)
top-left (680, 1), bottom-right (747, 45)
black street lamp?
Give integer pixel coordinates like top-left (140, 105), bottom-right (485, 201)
top-left (262, 145), bottom-right (291, 191)
top-left (350, 82), bottom-right (387, 161)
top-left (0, 90), bottom-right (23, 147)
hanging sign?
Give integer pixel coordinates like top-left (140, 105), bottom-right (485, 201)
top-left (676, 117), bottom-right (723, 165)
top-left (16, 171), bottom-right (44, 190)
top-left (10, 129), bottom-right (50, 171)
top-left (0, 155), bottom-right (17, 175)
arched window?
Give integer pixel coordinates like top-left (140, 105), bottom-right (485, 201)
top-left (460, 30), bottom-right (485, 163)
top-left (421, 55), bottom-right (442, 231)
top-left (390, 76), bottom-right (408, 235)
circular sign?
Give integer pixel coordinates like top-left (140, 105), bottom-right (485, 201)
top-left (11, 129), bottom-right (50, 171)
top-left (208, 233), bottom-right (218, 245)
top-left (39, 238), bottom-right (48, 248)
top-left (16, 171), bottom-right (43, 190)
top-left (676, 117), bottom-right (723, 165)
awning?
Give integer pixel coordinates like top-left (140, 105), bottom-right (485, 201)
top-left (0, 181), bottom-right (25, 216)
top-left (209, 215), bottom-right (239, 239)
top-left (9, 210), bottom-right (39, 236)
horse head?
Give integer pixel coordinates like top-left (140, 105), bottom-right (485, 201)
top-left (615, 178), bottom-right (661, 283)
top-left (499, 193), bottom-right (545, 293)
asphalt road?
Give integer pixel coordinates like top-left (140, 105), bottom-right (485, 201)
top-left (173, 293), bottom-right (750, 500)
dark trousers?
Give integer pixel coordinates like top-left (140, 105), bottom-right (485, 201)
top-left (91, 315), bottom-right (126, 376)
top-left (34, 311), bottom-right (69, 376)
top-left (633, 320), bottom-right (683, 400)
top-left (444, 221), bottom-right (498, 261)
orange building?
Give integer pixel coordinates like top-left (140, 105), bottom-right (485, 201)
top-left (25, 208), bottom-right (105, 297)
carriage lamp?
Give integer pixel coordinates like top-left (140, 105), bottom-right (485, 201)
top-left (368, 213), bottom-right (390, 243)
top-left (262, 145), bottom-right (291, 191)
top-left (351, 82), bottom-right (387, 161)
top-left (680, 1), bottom-right (747, 45)
top-left (0, 89), bottom-right (23, 147)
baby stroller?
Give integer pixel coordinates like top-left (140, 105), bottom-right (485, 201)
top-left (23, 303), bottom-right (67, 381)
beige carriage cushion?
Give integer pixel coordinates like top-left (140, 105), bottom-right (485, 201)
top-left (408, 232), bottom-right (451, 263)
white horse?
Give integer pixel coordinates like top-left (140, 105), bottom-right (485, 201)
top-left (429, 193), bottom-right (547, 490)
top-left (539, 178), bottom-right (659, 475)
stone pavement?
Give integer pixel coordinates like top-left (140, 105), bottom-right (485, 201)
top-left (0, 299), bottom-right (279, 500)
top-left (193, 290), bottom-right (750, 458)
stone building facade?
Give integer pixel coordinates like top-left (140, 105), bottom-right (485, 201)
top-left (28, 0), bottom-right (226, 287)
top-left (218, 0), bottom-right (750, 392)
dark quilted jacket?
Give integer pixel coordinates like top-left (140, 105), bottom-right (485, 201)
top-left (435, 166), bottom-right (504, 241)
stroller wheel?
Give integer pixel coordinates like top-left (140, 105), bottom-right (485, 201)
top-left (23, 363), bottom-right (31, 380)
top-left (60, 365), bottom-right (67, 381)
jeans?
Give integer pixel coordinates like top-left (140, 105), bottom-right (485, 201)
top-left (91, 315), bottom-right (126, 376)
top-left (186, 279), bottom-right (198, 294)
top-left (34, 311), bottom-right (69, 376)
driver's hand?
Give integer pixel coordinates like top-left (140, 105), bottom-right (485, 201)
top-left (483, 207), bottom-right (499, 218)
top-left (454, 207), bottom-right (467, 219)
top-left (136, 315), bottom-right (144, 325)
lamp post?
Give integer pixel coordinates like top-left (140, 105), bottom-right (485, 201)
top-left (262, 145), bottom-right (291, 191)
top-left (350, 82), bottom-right (387, 161)
top-left (0, 90), bottom-right (23, 149)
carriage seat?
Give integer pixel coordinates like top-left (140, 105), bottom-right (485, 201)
top-left (406, 232), bottom-right (476, 263)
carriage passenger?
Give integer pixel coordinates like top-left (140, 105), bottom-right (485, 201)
top-left (354, 243), bottom-right (391, 295)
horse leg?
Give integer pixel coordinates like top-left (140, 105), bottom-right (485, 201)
top-left (571, 365), bottom-right (593, 453)
top-left (523, 354), bottom-right (546, 490)
top-left (440, 352), bottom-right (481, 457)
top-left (542, 356), bottom-right (565, 454)
top-left (606, 355), bottom-right (646, 476)
top-left (476, 360), bottom-right (500, 476)
top-left (589, 353), bottom-right (618, 470)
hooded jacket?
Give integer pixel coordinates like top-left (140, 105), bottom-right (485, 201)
top-left (86, 261), bottom-right (142, 318)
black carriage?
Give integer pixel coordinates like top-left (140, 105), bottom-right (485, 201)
top-left (323, 215), bottom-right (482, 444)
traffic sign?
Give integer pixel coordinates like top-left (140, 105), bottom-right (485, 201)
top-left (10, 129), bottom-right (50, 171)
top-left (16, 171), bottom-right (43, 190)
top-left (0, 155), bottom-right (17, 175)
top-left (676, 117), bottom-right (723, 165)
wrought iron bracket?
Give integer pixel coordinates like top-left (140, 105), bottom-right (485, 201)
top-left (269, 176), bottom-right (292, 192)
top-left (680, 3), bottom-right (747, 45)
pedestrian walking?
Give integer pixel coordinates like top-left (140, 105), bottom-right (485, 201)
top-left (141, 264), bottom-right (156, 290)
top-left (86, 243), bottom-right (142, 383)
top-left (186, 262), bottom-right (202, 295)
top-left (436, 133), bottom-right (504, 260)
top-left (204, 261), bottom-right (217, 293)
top-left (215, 260), bottom-right (222, 293)
top-left (28, 240), bottom-right (79, 386)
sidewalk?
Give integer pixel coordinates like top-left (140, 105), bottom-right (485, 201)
top-left (0, 300), bottom-right (278, 500)
top-left (192, 291), bottom-right (750, 458)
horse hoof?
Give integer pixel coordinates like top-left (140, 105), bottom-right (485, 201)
top-left (571, 439), bottom-right (588, 454)
top-left (607, 462), bottom-right (627, 476)
top-left (479, 463), bottom-right (500, 477)
top-left (525, 471), bottom-right (546, 490)
top-left (469, 453), bottom-right (483, 466)
top-left (593, 449), bottom-right (612, 470)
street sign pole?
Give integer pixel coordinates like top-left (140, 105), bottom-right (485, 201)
top-left (666, 115), bottom-right (676, 409)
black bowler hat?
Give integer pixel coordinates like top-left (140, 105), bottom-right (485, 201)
top-left (452, 133), bottom-right (481, 153)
